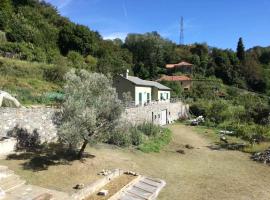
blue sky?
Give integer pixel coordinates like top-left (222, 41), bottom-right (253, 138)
top-left (46, 0), bottom-right (270, 50)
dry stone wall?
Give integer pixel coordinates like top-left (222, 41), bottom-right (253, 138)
top-left (0, 107), bottom-right (58, 142)
top-left (0, 102), bottom-right (189, 142)
top-left (123, 102), bottom-right (189, 125)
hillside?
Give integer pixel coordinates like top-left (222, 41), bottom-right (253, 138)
top-left (0, 0), bottom-right (270, 102)
top-left (0, 56), bottom-right (61, 104)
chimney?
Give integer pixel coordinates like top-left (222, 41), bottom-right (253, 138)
top-left (125, 69), bottom-right (129, 79)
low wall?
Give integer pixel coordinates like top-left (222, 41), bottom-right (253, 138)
top-left (0, 107), bottom-right (58, 142)
top-left (0, 138), bottom-right (16, 156)
top-left (123, 101), bottom-right (189, 125)
top-left (0, 101), bottom-right (189, 142)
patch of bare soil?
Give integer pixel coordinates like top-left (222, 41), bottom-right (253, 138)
top-left (85, 174), bottom-right (136, 200)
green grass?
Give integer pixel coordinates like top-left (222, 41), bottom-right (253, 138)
top-left (138, 128), bottom-right (172, 153)
top-left (0, 57), bottom-right (61, 105)
top-left (192, 123), bottom-right (270, 153)
top-left (243, 142), bottom-right (270, 153)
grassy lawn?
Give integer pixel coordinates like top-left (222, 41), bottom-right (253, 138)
top-left (193, 124), bottom-right (270, 153)
top-left (1, 124), bottom-right (270, 199)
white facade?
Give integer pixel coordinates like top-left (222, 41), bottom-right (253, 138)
top-left (135, 86), bottom-right (152, 105)
top-left (158, 91), bottom-right (171, 103)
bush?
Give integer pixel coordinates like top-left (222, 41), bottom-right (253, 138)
top-left (130, 127), bottom-right (143, 145)
top-left (109, 130), bottom-right (131, 147)
top-left (107, 122), bottom-right (171, 152)
top-left (137, 122), bottom-right (161, 137)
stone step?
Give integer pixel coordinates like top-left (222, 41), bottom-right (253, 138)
top-left (6, 184), bottom-right (70, 200)
top-left (0, 175), bottom-right (26, 192)
top-left (0, 169), bottom-right (14, 180)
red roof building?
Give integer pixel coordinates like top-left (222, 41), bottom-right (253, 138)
top-left (165, 61), bottom-right (193, 69)
top-left (157, 75), bottom-right (192, 91)
top-left (165, 61), bottom-right (193, 74)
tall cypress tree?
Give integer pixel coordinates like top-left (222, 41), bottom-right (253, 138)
top-left (237, 37), bottom-right (245, 61)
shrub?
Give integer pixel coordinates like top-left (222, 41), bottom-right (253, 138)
top-left (130, 127), bottom-right (143, 145)
top-left (109, 129), bottom-right (131, 147)
top-left (43, 65), bottom-right (68, 83)
top-left (137, 122), bottom-right (161, 137)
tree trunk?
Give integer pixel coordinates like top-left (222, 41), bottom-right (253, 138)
top-left (78, 140), bottom-right (88, 159)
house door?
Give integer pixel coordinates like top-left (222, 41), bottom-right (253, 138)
top-left (139, 93), bottom-right (142, 105)
top-left (160, 110), bottom-right (167, 126)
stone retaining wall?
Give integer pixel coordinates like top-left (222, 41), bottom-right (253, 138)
top-left (0, 101), bottom-right (189, 142)
top-left (123, 102), bottom-right (189, 125)
top-left (0, 107), bottom-right (58, 142)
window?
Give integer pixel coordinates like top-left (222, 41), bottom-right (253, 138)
top-left (160, 93), bottom-right (164, 100)
top-left (139, 93), bottom-right (142, 105)
top-left (147, 93), bottom-right (150, 103)
top-left (166, 93), bottom-right (169, 99)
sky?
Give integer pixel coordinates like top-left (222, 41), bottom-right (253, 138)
top-left (46, 0), bottom-right (270, 50)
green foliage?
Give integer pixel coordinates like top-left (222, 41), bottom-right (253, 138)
top-left (0, 57), bottom-right (60, 104)
top-left (108, 122), bottom-right (171, 152)
top-left (137, 122), bottom-right (161, 137)
top-left (0, 31), bottom-right (7, 43)
top-left (237, 37), bottom-right (245, 61)
top-left (160, 80), bottom-right (182, 98)
top-left (125, 32), bottom-right (176, 79)
top-left (58, 70), bottom-right (123, 158)
top-left (138, 128), bottom-right (172, 153)
top-left (58, 23), bottom-right (100, 56)
top-left (85, 55), bottom-right (97, 71)
top-left (0, 0), bottom-right (13, 30)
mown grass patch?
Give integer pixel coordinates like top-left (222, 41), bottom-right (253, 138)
top-left (138, 128), bottom-right (172, 153)
top-left (243, 142), bottom-right (270, 153)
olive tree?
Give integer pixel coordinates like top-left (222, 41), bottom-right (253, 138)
top-left (58, 69), bottom-right (123, 159)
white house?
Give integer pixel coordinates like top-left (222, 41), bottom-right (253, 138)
top-left (113, 70), bottom-right (171, 106)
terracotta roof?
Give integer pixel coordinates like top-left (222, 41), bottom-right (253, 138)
top-left (157, 75), bottom-right (192, 82)
top-left (165, 61), bottom-right (193, 69)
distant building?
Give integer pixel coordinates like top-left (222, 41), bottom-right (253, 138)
top-left (157, 75), bottom-right (192, 91)
top-left (113, 70), bottom-right (171, 106)
top-left (165, 61), bottom-right (193, 74)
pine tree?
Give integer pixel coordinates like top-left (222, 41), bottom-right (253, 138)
top-left (237, 37), bottom-right (245, 61)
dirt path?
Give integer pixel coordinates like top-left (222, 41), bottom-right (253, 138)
top-left (1, 124), bottom-right (270, 200)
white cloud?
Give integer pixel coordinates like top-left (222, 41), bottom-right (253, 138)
top-left (122, 0), bottom-right (128, 18)
top-left (103, 32), bottom-right (128, 41)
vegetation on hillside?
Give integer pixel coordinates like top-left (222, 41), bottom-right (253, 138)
top-left (0, 0), bottom-right (270, 97)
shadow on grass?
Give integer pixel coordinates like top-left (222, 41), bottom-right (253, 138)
top-left (6, 143), bottom-right (95, 172)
